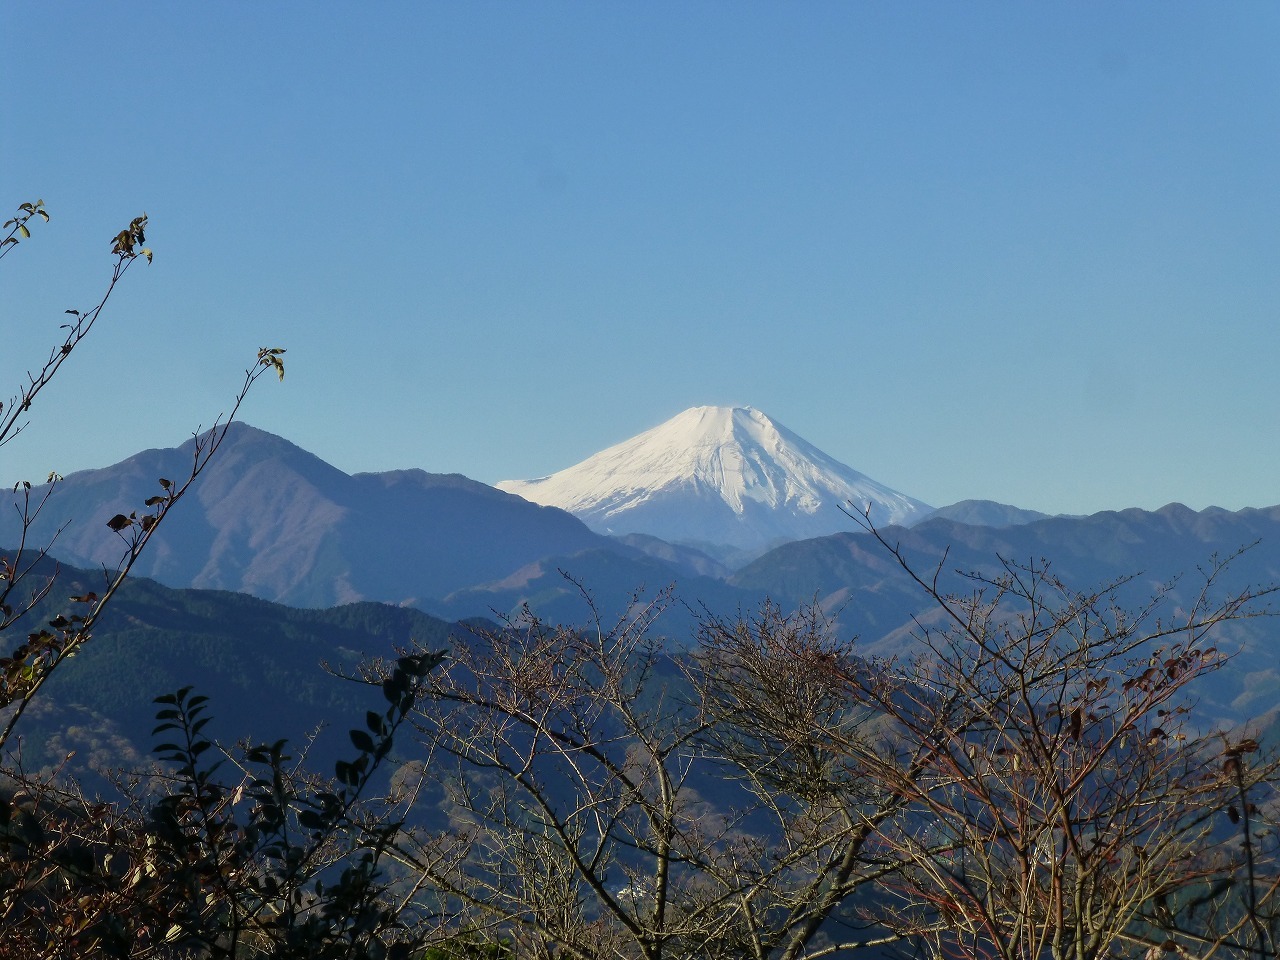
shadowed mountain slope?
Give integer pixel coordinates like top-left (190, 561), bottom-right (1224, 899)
top-left (0, 424), bottom-right (611, 609)
top-left (3, 552), bottom-right (467, 774)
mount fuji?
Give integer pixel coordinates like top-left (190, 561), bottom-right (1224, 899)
top-left (496, 406), bottom-right (933, 556)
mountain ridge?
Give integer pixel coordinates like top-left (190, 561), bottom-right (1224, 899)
top-left (0, 423), bottom-right (614, 609)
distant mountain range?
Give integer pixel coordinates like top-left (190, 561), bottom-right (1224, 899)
top-left (498, 406), bottom-right (933, 556)
top-left (4, 419), bottom-right (1280, 740)
top-left (0, 414), bottom-right (1050, 627)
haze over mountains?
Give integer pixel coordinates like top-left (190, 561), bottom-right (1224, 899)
top-left (5, 411), bottom-right (1280, 732)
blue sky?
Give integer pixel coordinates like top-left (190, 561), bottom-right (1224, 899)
top-left (3, 3), bottom-right (1277, 515)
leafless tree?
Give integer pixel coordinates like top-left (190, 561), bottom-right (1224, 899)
top-left (384, 588), bottom-right (913, 960)
top-left (842, 514), bottom-right (1280, 960)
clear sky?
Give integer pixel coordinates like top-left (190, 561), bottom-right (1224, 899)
top-left (3, 3), bottom-right (1277, 516)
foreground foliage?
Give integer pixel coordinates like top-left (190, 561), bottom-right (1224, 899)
top-left (1, 653), bottom-right (437, 958)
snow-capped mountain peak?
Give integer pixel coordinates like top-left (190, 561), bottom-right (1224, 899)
top-left (496, 406), bottom-right (932, 554)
